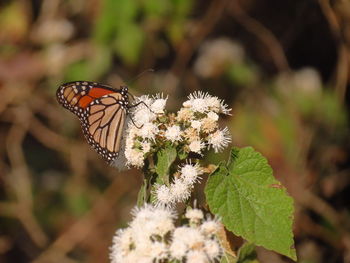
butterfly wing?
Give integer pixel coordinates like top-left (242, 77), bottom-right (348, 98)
top-left (56, 81), bottom-right (128, 163)
top-left (81, 93), bottom-right (127, 163)
top-left (56, 81), bottom-right (118, 117)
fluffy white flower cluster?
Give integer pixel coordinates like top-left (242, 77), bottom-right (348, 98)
top-left (179, 91), bottom-right (231, 154)
top-left (124, 94), bottom-right (166, 168)
top-left (110, 205), bottom-right (222, 263)
top-left (124, 92), bottom-right (231, 168)
top-left (154, 163), bottom-right (203, 207)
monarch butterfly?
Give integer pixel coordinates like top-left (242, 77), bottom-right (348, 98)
top-left (56, 81), bottom-right (132, 164)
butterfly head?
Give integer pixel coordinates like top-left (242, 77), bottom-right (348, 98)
top-left (121, 85), bottom-right (128, 94)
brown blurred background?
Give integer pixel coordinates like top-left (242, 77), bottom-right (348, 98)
top-left (0, 0), bottom-right (349, 262)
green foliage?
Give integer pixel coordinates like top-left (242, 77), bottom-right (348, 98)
top-left (237, 243), bottom-right (258, 263)
top-left (63, 45), bottom-right (112, 81)
top-left (155, 145), bottom-right (177, 185)
top-left (220, 243), bottom-right (258, 263)
top-left (220, 253), bottom-right (237, 263)
top-left (205, 147), bottom-right (296, 260)
top-left (166, 0), bottom-right (193, 43)
top-left (93, 0), bottom-right (143, 65)
top-left (93, 0), bottom-right (194, 64)
top-left (114, 24), bottom-right (145, 65)
top-left (137, 179), bottom-right (148, 207)
top-left (143, 0), bottom-right (171, 18)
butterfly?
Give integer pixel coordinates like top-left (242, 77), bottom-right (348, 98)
top-left (56, 81), bottom-right (132, 164)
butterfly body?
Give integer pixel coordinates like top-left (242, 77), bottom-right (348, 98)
top-left (56, 81), bottom-right (129, 163)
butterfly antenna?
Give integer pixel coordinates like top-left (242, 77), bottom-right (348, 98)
top-left (126, 68), bottom-right (154, 101)
top-left (127, 68), bottom-right (154, 86)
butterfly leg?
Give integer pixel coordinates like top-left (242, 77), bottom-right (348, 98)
top-left (127, 101), bottom-right (156, 129)
top-left (128, 101), bottom-right (155, 114)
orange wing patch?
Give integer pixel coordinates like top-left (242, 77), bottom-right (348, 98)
top-left (79, 88), bottom-right (115, 108)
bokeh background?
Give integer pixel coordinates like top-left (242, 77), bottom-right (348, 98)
top-left (0, 0), bottom-right (349, 262)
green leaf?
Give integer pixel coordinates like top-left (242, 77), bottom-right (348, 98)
top-left (137, 179), bottom-right (148, 207)
top-left (205, 147), bottom-right (296, 261)
top-left (155, 145), bottom-right (177, 185)
top-left (177, 148), bottom-right (188, 160)
top-left (237, 243), bottom-right (258, 263)
top-left (220, 252), bottom-right (237, 263)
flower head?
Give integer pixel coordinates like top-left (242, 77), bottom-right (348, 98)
top-left (154, 184), bottom-right (174, 207)
top-left (165, 125), bottom-right (182, 142)
top-left (131, 95), bottom-right (157, 126)
top-left (208, 127), bottom-right (231, 153)
top-left (123, 91), bottom-right (231, 169)
top-left (171, 178), bottom-right (192, 202)
top-left (185, 208), bottom-right (204, 225)
top-left (110, 205), bottom-right (223, 263)
top-left (180, 163), bottom-right (203, 185)
top-left (151, 94), bottom-right (168, 114)
top-left (188, 140), bottom-right (205, 154)
top-left (125, 147), bottom-right (144, 168)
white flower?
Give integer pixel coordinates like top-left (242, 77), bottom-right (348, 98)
top-left (204, 239), bottom-right (222, 259)
top-left (206, 97), bottom-right (231, 115)
top-left (173, 227), bottom-right (205, 249)
top-left (184, 91), bottom-right (231, 115)
top-left (201, 117), bottom-right (217, 133)
top-left (110, 205), bottom-right (174, 262)
top-left (186, 250), bottom-right (208, 263)
top-left (200, 220), bottom-right (221, 236)
top-left (170, 239), bottom-right (188, 260)
top-left (130, 206), bottom-right (175, 245)
top-left (154, 163), bottom-right (203, 207)
top-left (171, 178), bottom-right (192, 202)
top-left (188, 140), bottom-right (205, 154)
top-left (180, 163), bottom-right (202, 185)
top-left (141, 141), bottom-right (151, 154)
top-left (149, 242), bottom-right (168, 260)
top-left (151, 94), bottom-right (167, 114)
top-left (191, 120), bottom-right (202, 129)
top-left (131, 95), bottom-right (156, 126)
top-left (132, 205), bottom-right (175, 227)
top-left (125, 148), bottom-right (144, 167)
top-left (154, 185), bottom-right (174, 207)
top-left (110, 228), bottom-right (134, 262)
top-left (184, 91), bottom-right (211, 113)
top-left (207, 111), bottom-right (219, 121)
top-left (206, 97), bottom-right (221, 112)
top-left (218, 99), bottom-right (231, 115)
top-left (135, 95), bottom-right (154, 106)
top-left (185, 208), bottom-right (204, 224)
top-left (191, 98), bottom-right (208, 113)
top-left (165, 125), bottom-right (182, 142)
top-left (133, 108), bottom-right (155, 126)
top-left (111, 205), bottom-right (223, 263)
top-left (207, 127), bottom-right (231, 153)
top-left (139, 122), bottom-right (159, 140)
top-left (177, 107), bottom-right (194, 121)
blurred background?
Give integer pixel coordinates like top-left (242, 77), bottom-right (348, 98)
top-left (0, 0), bottom-right (349, 262)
